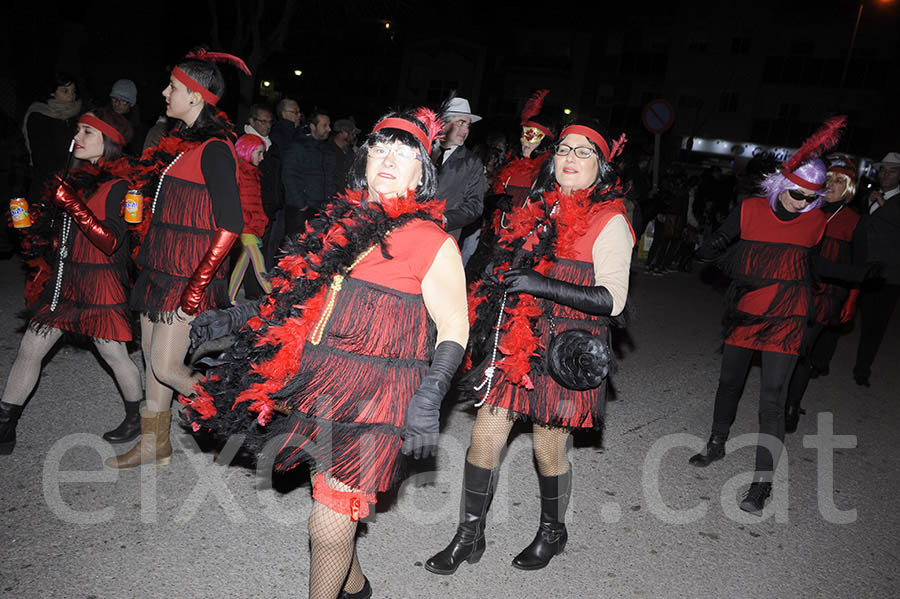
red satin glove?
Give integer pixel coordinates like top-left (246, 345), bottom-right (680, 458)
top-left (840, 288), bottom-right (860, 324)
top-left (54, 178), bottom-right (118, 255)
top-left (180, 228), bottom-right (239, 315)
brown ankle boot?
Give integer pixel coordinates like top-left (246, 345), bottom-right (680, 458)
top-left (105, 409), bottom-right (173, 469)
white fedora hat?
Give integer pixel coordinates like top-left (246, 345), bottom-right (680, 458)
top-left (444, 97), bottom-right (482, 123)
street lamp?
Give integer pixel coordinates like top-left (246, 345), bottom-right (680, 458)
top-left (293, 70), bottom-right (303, 77)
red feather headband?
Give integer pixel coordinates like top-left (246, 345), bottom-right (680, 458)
top-left (559, 125), bottom-right (627, 161)
top-left (372, 108), bottom-right (444, 151)
top-left (78, 114), bottom-right (125, 147)
top-left (172, 49), bottom-right (253, 107)
top-left (781, 115), bottom-right (847, 191)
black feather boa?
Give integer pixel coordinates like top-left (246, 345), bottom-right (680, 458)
top-left (181, 188), bottom-right (444, 436)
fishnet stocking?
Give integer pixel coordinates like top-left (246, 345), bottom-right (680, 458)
top-left (532, 424), bottom-right (571, 476)
top-left (1, 327), bottom-right (63, 406)
top-left (467, 405), bottom-right (514, 469)
top-left (308, 475), bottom-right (361, 599)
top-left (140, 314), bottom-right (199, 411)
top-left (92, 339), bottom-right (143, 403)
top-left (466, 406), bottom-right (571, 476)
top-left (343, 548), bottom-right (366, 595)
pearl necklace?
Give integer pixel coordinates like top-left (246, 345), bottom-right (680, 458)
top-left (473, 290), bottom-right (508, 407)
top-left (49, 215), bottom-right (72, 312)
top-left (152, 152), bottom-right (184, 214)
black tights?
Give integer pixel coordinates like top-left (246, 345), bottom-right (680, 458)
top-left (711, 344), bottom-right (797, 476)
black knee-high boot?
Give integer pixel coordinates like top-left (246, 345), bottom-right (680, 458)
top-left (512, 468), bottom-right (571, 570)
top-left (0, 401), bottom-right (25, 455)
top-left (425, 459), bottom-right (497, 575)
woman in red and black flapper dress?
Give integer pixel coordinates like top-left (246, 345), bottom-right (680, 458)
top-left (0, 107), bottom-right (142, 455)
top-left (182, 109), bottom-right (469, 599)
top-left (106, 51), bottom-right (249, 469)
top-left (689, 117), bottom-right (846, 514)
top-left (427, 120), bottom-right (634, 574)
top-left (785, 154), bottom-right (862, 432)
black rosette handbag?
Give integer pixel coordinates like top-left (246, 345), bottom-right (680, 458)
top-left (545, 318), bottom-right (611, 391)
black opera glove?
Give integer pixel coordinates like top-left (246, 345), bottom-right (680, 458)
top-left (503, 268), bottom-right (615, 316)
top-left (189, 300), bottom-right (261, 353)
top-left (402, 340), bottom-right (465, 460)
top-left (695, 230), bottom-right (731, 262)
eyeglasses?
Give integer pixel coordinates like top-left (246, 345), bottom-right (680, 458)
top-left (555, 144), bottom-right (596, 159)
top-left (788, 188), bottom-right (817, 203)
top-left (252, 117), bottom-right (273, 124)
top-left (367, 144), bottom-right (422, 163)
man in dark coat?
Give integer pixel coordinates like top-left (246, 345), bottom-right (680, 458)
top-left (432, 97), bottom-right (486, 251)
top-left (853, 151), bottom-right (900, 386)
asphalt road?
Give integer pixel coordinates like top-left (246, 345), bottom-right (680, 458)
top-left (1, 256), bottom-right (898, 599)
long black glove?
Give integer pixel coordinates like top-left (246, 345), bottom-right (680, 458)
top-left (402, 340), bottom-right (465, 459)
top-left (695, 230), bottom-right (731, 262)
top-left (504, 268), bottom-right (615, 316)
top-left (189, 301), bottom-right (261, 353)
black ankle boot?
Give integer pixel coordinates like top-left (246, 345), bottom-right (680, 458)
top-left (688, 434), bottom-right (727, 467)
top-left (425, 460), bottom-right (497, 575)
top-left (0, 401), bottom-right (25, 455)
top-left (512, 468), bottom-right (571, 571)
top-left (339, 577), bottom-right (371, 599)
top-left (739, 481), bottom-right (772, 515)
top-left (102, 400), bottom-right (142, 443)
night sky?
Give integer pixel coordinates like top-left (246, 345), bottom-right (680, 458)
top-left (2, 1), bottom-right (897, 158)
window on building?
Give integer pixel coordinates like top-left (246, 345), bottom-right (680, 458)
top-left (731, 37), bottom-right (751, 54)
top-left (688, 39), bottom-right (708, 53)
top-left (763, 56), bottom-right (785, 84)
top-left (719, 91), bottom-right (738, 113)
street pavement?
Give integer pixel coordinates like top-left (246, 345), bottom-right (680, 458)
top-left (1, 256), bottom-right (898, 599)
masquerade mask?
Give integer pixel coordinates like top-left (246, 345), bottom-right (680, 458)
top-left (521, 126), bottom-right (546, 145)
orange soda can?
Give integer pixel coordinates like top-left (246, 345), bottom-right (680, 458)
top-left (124, 190), bottom-right (143, 223)
top-left (10, 197), bottom-right (31, 228)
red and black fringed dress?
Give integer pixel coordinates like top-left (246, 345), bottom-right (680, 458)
top-left (812, 203), bottom-right (860, 325)
top-left (30, 177), bottom-right (132, 342)
top-left (131, 138), bottom-right (242, 320)
top-left (183, 190), bottom-right (450, 500)
top-left (723, 196), bottom-right (827, 355)
top-left (468, 187), bottom-right (635, 430)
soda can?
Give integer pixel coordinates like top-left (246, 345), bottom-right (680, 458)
top-left (10, 197), bottom-right (31, 228)
top-left (124, 190), bottom-right (143, 224)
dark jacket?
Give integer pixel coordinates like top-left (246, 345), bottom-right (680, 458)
top-left (259, 143), bottom-right (284, 219)
top-left (855, 193), bottom-right (900, 284)
top-left (434, 144), bottom-right (486, 238)
top-left (282, 135), bottom-right (326, 212)
top-left (270, 119), bottom-right (302, 155)
top-left (323, 140), bottom-right (353, 200)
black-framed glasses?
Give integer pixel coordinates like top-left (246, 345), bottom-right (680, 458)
top-left (788, 188), bottom-right (817, 203)
top-left (555, 144), bottom-right (595, 159)
top-left (252, 117), bottom-right (273, 125)
top-left (367, 144), bottom-right (422, 163)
